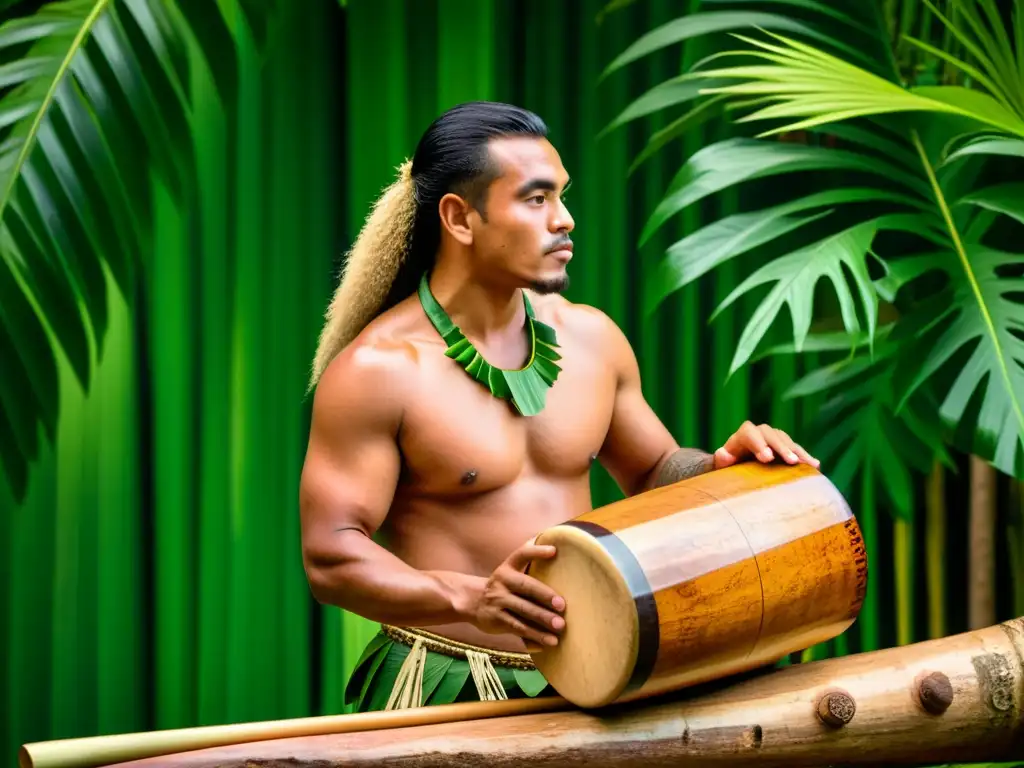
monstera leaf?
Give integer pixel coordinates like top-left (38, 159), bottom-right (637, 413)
top-left (0, 0), bottom-right (250, 501)
top-left (604, 0), bottom-right (1024, 480)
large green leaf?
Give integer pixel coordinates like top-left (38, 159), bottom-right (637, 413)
top-left (600, 10), bottom-right (875, 79)
top-left (644, 186), bottom-right (922, 314)
top-left (0, 0), bottom-right (238, 500)
top-left (696, 30), bottom-right (1024, 139)
top-left (897, 244), bottom-right (1024, 477)
top-left (599, 76), bottom-right (726, 139)
top-left (943, 135), bottom-right (1024, 163)
top-left (793, 343), bottom-right (953, 518)
top-left (631, 0), bottom-right (1024, 483)
top-left (712, 218), bottom-right (882, 374)
top-left (956, 183), bottom-right (1024, 227)
top-left (627, 95), bottom-right (728, 176)
top-left (640, 137), bottom-right (930, 245)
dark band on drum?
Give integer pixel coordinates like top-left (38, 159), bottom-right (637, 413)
top-left (565, 520), bottom-right (660, 695)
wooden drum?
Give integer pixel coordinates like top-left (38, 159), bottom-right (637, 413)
top-left (527, 462), bottom-right (867, 709)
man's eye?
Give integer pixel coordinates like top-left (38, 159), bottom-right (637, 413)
top-left (529, 195), bottom-right (545, 204)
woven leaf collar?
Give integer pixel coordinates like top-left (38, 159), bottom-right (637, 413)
top-left (417, 273), bottom-right (562, 416)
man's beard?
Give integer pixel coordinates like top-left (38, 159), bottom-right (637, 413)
top-left (530, 274), bottom-right (570, 295)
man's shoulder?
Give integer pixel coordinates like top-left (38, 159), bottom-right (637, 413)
top-left (314, 300), bottom-right (429, 413)
top-left (531, 293), bottom-right (629, 348)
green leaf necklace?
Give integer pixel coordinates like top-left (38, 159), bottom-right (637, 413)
top-left (417, 273), bottom-right (562, 416)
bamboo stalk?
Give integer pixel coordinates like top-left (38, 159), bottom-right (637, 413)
top-left (20, 696), bottom-right (571, 768)
top-left (927, 461), bottom-right (947, 639)
top-left (969, 456), bottom-right (997, 630)
top-left (22, 617), bottom-right (1024, 768)
top-left (894, 515), bottom-right (914, 646)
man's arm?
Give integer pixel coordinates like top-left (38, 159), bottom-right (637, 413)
top-left (299, 343), bottom-right (482, 627)
top-left (590, 310), bottom-right (820, 496)
top-left (590, 311), bottom-right (716, 496)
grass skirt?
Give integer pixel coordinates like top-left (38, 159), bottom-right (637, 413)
top-left (344, 626), bottom-right (553, 712)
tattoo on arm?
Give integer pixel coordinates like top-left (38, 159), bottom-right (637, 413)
top-left (653, 448), bottom-right (716, 488)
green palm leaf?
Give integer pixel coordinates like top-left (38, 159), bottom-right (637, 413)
top-left (803, 352), bottom-right (951, 519)
top-left (0, 0), bottom-right (241, 500)
top-left (956, 183), bottom-right (1024, 227)
top-left (697, 30), bottom-right (1024, 139)
top-left (639, 137), bottom-right (930, 246)
top-left (600, 9), bottom-right (878, 80)
top-left (645, 186), bottom-right (925, 315)
top-left (896, 244), bottom-right (1024, 475)
top-left (757, 325), bottom-right (954, 517)
top-left (944, 135), bottom-right (1024, 163)
top-left (631, 0), bottom-right (1024, 479)
top-left (712, 217), bottom-right (891, 374)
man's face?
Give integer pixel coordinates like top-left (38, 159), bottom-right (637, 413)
top-left (469, 137), bottom-right (575, 294)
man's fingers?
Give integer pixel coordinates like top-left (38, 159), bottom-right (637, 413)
top-left (762, 427), bottom-right (797, 463)
top-left (504, 569), bottom-right (566, 612)
top-left (790, 442), bottom-right (819, 467)
top-left (719, 421), bottom-right (819, 468)
top-left (501, 611), bottom-right (558, 647)
top-left (507, 543), bottom-right (557, 572)
top-left (500, 593), bottom-right (565, 634)
top-left (767, 429), bottom-right (819, 467)
top-left (735, 421), bottom-right (772, 462)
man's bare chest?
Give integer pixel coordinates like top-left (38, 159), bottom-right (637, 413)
top-left (397, 348), bottom-right (617, 495)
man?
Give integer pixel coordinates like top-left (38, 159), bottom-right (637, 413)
top-left (300, 102), bottom-right (818, 713)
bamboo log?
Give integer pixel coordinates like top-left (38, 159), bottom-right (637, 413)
top-left (22, 617), bottom-right (1024, 768)
top-left (19, 697), bottom-right (573, 768)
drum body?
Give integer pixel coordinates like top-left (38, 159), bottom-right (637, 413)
top-left (528, 462), bottom-right (867, 709)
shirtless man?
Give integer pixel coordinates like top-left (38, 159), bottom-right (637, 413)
top-left (299, 101), bottom-right (818, 712)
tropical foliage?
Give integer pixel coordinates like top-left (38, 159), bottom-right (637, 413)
top-left (0, 0), bottom-right (268, 501)
top-left (0, 2), bottom-right (1020, 767)
top-left (603, 0), bottom-right (1024, 515)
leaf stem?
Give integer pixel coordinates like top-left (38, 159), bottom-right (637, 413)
top-left (0, 1), bottom-right (111, 227)
top-left (0, 1), bottom-right (111, 345)
top-left (911, 129), bottom-right (1024, 442)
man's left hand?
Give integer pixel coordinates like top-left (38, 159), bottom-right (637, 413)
top-left (713, 421), bottom-right (819, 470)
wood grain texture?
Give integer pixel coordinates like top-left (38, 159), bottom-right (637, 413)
top-left (532, 463), bottom-right (864, 706)
top-left (78, 617), bottom-right (1024, 768)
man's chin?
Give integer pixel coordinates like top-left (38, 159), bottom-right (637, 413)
top-left (529, 274), bottom-right (570, 295)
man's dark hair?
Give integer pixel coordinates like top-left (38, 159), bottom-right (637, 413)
top-left (382, 101), bottom-right (548, 310)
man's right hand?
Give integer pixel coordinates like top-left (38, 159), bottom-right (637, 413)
top-left (467, 541), bottom-right (566, 648)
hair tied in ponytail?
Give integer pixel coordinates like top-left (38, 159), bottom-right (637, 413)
top-left (308, 158), bottom-right (416, 391)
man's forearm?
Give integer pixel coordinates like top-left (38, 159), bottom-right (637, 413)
top-left (304, 530), bottom-right (484, 627)
top-left (646, 447), bottom-right (716, 490)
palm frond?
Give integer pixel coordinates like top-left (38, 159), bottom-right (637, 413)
top-left (697, 30), bottom-right (1024, 139)
top-left (632, 0), bottom-right (1024, 480)
top-left (789, 343), bottom-right (953, 518)
top-left (600, 9), bottom-right (879, 80)
top-left (0, 0), bottom-right (243, 500)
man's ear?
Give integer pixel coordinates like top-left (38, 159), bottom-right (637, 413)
top-left (438, 193), bottom-right (475, 246)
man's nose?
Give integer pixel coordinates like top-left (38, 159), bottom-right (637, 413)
top-left (551, 199), bottom-right (574, 232)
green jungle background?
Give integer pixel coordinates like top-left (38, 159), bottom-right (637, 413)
top-left (2, 0), bottom-right (1023, 766)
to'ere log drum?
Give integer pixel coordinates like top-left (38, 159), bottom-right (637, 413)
top-left (527, 462), bottom-right (867, 708)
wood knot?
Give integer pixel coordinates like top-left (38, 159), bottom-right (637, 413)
top-left (744, 724), bottom-right (763, 748)
top-left (918, 671), bottom-right (953, 714)
top-left (816, 690), bottom-right (856, 727)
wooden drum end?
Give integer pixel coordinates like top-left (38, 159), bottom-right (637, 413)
top-left (529, 524), bottom-right (639, 708)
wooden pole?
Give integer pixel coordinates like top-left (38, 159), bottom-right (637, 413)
top-left (22, 617), bottom-right (1024, 768)
top-left (969, 456), bottom-right (997, 630)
